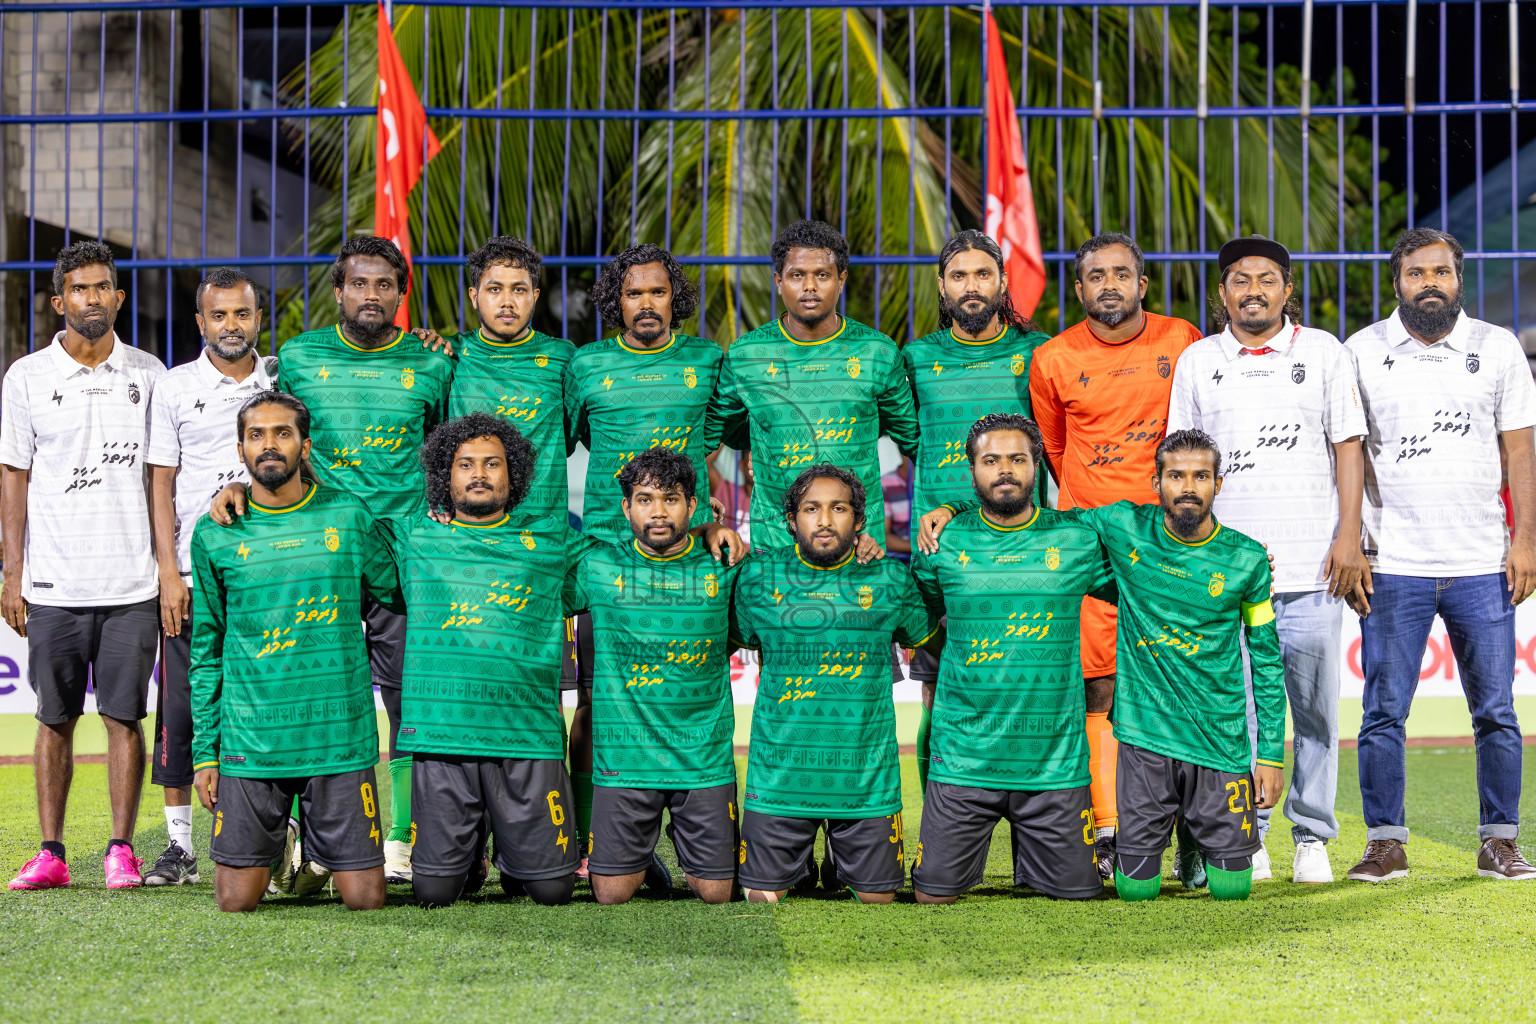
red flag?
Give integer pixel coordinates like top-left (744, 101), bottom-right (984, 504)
top-left (983, 12), bottom-right (1046, 318)
top-left (375, 2), bottom-right (440, 329)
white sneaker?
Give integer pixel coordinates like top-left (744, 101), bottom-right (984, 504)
top-left (384, 839), bottom-right (413, 884)
top-left (1250, 846), bottom-right (1273, 881)
top-left (1292, 839), bottom-right (1334, 883)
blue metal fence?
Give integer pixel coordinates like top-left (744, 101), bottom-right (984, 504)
top-left (0, 0), bottom-right (1530, 367)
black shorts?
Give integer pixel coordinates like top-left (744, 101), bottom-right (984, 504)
top-left (210, 767), bottom-right (384, 872)
top-left (27, 600), bottom-right (158, 725)
top-left (909, 646), bottom-right (940, 685)
top-left (152, 611), bottom-right (194, 788)
top-left (588, 782), bottom-right (738, 880)
top-left (911, 781), bottom-right (1100, 899)
top-left (564, 612), bottom-right (594, 691)
top-left (363, 594), bottom-right (405, 692)
top-left (1116, 741), bottom-right (1261, 862)
top-left (411, 754), bottom-right (580, 881)
top-left (739, 811), bottom-right (906, 893)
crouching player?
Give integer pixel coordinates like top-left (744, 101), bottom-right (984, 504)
top-left (909, 415), bottom-right (1115, 902)
top-left (394, 413), bottom-right (590, 908)
top-left (568, 448), bottom-right (743, 904)
top-left (732, 465), bottom-right (941, 903)
top-left (190, 393), bottom-right (395, 912)
top-left (1078, 429), bottom-right (1287, 901)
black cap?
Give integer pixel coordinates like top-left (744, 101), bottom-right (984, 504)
top-left (1217, 234), bottom-right (1290, 275)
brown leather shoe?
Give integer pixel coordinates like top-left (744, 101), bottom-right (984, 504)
top-left (1346, 839), bottom-right (1408, 882)
top-left (1477, 838), bottom-right (1536, 880)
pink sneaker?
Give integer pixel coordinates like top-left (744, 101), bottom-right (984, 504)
top-left (103, 845), bottom-right (143, 889)
top-left (8, 850), bottom-right (71, 890)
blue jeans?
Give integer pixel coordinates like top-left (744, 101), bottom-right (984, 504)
top-left (1245, 591), bottom-right (1343, 845)
top-left (1358, 572), bottom-right (1522, 843)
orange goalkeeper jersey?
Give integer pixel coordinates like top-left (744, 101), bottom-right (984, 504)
top-left (1028, 312), bottom-right (1203, 510)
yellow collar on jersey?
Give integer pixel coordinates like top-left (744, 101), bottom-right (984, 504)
top-left (451, 513), bottom-right (511, 529)
top-left (477, 326), bottom-right (534, 348)
top-left (979, 507), bottom-right (1039, 532)
top-left (950, 325), bottom-right (1008, 346)
top-left (1161, 518), bottom-right (1222, 546)
top-left (335, 324), bottom-right (405, 353)
top-left (632, 535), bottom-right (695, 562)
top-left (615, 331), bottom-right (678, 355)
top-left (249, 481), bottom-right (317, 515)
top-left (795, 543), bottom-right (854, 571)
top-left (778, 314), bottom-right (847, 346)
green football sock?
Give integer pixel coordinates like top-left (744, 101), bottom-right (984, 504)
top-left (386, 757), bottom-right (412, 844)
top-left (1206, 863), bottom-right (1253, 901)
top-left (573, 771), bottom-right (593, 857)
top-left (916, 703), bottom-right (932, 795)
top-left (289, 794), bottom-right (301, 821)
top-left (1114, 868), bottom-right (1161, 902)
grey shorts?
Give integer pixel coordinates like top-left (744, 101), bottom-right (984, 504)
top-left (152, 611), bottom-right (194, 788)
top-left (562, 612), bottom-right (593, 691)
top-left (410, 754), bottom-right (580, 881)
top-left (210, 767), bottom-right (384, 872)
top-left (912, 781), bottom-right (1100, 899)
top-left (27, 600), bottom-right (158, 725)
top-left (739, 811), bottom-right (906, 893)
top-left (588, 782), bottom-right (738, 880)
top-left (909, 645), bottom-right (940, 685)
top-left (1116, 741), bottom-right (1261, 862)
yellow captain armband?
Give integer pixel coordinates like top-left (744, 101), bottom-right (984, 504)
top-left (1240, 599), bottom-right (1276, 628)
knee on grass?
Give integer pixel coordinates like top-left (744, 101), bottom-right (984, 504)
top-left (508, 874), bottom-right (575, 906)
top-left (1115, 854), bottom-right (1163, 903)
top-left (414, 871), bottom-right (468, 909)
top-left (687, 876), bottom-right (734, 904)
top-left (1205, 861), bottom-right (1252, 902)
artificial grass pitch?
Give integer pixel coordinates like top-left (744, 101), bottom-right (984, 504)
top-left (1, 752), bottom-right (1534, 1023)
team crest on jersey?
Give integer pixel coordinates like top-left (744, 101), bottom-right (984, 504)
top-left (1467, 353), bottom-right (1481, 374)
top-left (685, 366), bottom-right (698, 389)
top-left (846, 356), bottom-right (862, 379)
top-left (1291, 363), bottom-right (1306, 384)
top-left (127, 382), bottom-right (141, 405)
top-left (705, 573), bottom-right (719, 598)
top-left (520, 531), bottom-right (536, 550)
top-left (1208, 572), bottom-right (1226, 598)
top-left (535, 353), bottom-right (549, 368)
top-left (858, 585), bottom-right (873, 610)
top-left (1010, 353), bottom-right (1027, 376)
top-left (324, 527), bottom-right (340, 553)
top-left (1157, 356), bottom-right (1171, 379)
top-left (400, 367), bottom-right (415, 390)
top-left (1045, 546), bottom-right (1060, 570)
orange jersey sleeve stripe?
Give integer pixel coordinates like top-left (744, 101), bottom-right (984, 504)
top-left (1028, 312), bottom-right (1203, 510)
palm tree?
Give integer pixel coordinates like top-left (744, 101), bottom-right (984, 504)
top-left (280, 3), bottom-right (1398, 345)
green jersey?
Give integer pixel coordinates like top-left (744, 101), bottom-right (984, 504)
top-left (911, 507), bottom-right (1115, 791)
top-left (707, 316), bottom-right (920, 549)
top-left (447, 327), bottom-right (576, 521)
top-left (189, 483), bottom-right (399, 778)
top-left (277, 324), bottom-right (454, 519)
top-left (1077, 501), bottom-right (1285, 773)
top-left (564, 332), bottom-right (721, 541)
top-left (731, 544), bottom-right (936, 818)
top-left (903, 324), bottom-right (1051, 515)
top-left (388, 510), bottom-right (593, 760)
top-left (567, 535), bottom-right (738, 790)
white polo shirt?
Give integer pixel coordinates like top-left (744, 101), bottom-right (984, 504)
top-left (1168, 319), bottom-right (1366, 592)
top-left (1345, 309), bottom-right (1536, 577)
top-left (147, 350), bottom-right (277, 585)
top-left (0, 333), bottom-right (168, 607)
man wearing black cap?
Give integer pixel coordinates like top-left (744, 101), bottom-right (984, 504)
top-left (1167, 235), bottom-right (1368, 885)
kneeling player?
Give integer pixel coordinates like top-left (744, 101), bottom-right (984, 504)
top-left (910, 415), bottom-right (1112, 902)
top-left (1075, 430), bottom-right (1286, 901)
top-left (732, 465), bottom-right (940, 903)
top-left (392, 414), bottom-right (592, 908)
top-left (190, 393), bottom-right (393, 912)
top-left (569, 448), bottom-right (743, 905)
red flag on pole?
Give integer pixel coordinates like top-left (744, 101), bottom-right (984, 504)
top-left (375, 2), bottom-right (440, 329)
top-left (983, 12), bottom-right (1046, 318)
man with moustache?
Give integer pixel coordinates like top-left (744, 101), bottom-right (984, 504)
top-left (1168, 236), bottom-right (1368, 884)
top-left (4, 241), bottom-right (168, 892)
top-left (919, 233), bottom-right (1203, 877)
top-left (143, 267), bottom-right (278, 886)
top-left (903, 231), bottom-right (1052, 795)
top-left (1344, 227), bottom-right (1536, 882)
top-left (909, 415), bottom-right (1114, 902)
top-left (731, 465), bottom-right (940, 904)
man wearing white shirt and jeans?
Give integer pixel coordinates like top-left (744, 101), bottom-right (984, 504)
top-left (2, 241), bottom-right (168, 891)
top-left (143, 267), bottom-right (277, 886)
top-left (1169, 235), bottom-right (1368, 885)
top-left (1345, 227), bottom-right (1536, 882)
